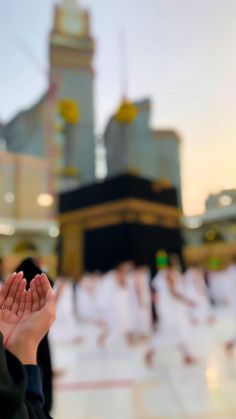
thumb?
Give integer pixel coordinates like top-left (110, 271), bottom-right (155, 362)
top-left (43, 289), bottom-right (56, 323)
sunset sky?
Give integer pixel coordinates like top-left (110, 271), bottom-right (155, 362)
top-left (0, 0), bottom-right (236, 215)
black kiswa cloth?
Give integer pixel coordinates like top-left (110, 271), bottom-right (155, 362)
top-left (15, 258), bottom-right (53, 415)
top-left (0, 334), bottom-right (51, 419)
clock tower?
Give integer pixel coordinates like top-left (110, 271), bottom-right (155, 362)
top-left (50, 0), bottom-right (95, 187)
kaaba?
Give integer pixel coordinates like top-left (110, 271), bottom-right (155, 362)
top-left (58, 174), bottom-right (183, 277)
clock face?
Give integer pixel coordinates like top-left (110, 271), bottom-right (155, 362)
top-left (63, 13), bottom-right (84, 36)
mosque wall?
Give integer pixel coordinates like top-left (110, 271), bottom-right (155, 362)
top-left (0, 151), bottom-right (58, 275)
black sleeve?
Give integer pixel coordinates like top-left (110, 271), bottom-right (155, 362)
top-left (0, 333), bottom-right (29, 419)
top-left (0, 333), bottom-right (52, 419)
top-left (37, 335), bottom-right (53, 415)
top-left (24, 365), bottom-right (44, 406)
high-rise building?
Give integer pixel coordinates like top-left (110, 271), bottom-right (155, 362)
top-left (50, 0), bottom-right (95, 185)
top-left (105, 99), bottom-right (182, 207)
top-left (1, 0), bottom-right (95, 189)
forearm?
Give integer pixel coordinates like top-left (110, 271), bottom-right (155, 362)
top-left (170, 289), bottom-right (192, 306)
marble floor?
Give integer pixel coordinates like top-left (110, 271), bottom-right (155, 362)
top-left (51, 310), bottom-right (236, 419)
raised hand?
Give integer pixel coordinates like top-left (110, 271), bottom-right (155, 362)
top-left (0, 272), bottom-right (26, 344)
top-left (6, 273), bottom-right (55, 364)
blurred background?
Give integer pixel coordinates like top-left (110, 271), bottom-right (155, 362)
top-left (1, 0), bottom-right (236, 418)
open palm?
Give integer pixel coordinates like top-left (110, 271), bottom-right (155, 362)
top-left (0, 271), bottom-right (55, 357)
top-left (0, 272), bottom-right (26, 344)
top-left (6, 273), bottom-right (55, 351)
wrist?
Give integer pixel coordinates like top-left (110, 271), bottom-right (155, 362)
top-left (7, 340), bottom-right (37, 365)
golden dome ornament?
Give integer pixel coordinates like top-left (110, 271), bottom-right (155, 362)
top-left (59, 167), bottom-right (80, 177)
top-left (152, 178), bottom-right (172, 193)
top-left (115, 99), bottom-right (138, 124)
top-left (58, 99), bottom-right (80, 125)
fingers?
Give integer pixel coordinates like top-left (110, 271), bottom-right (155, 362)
top-left (0, 273), bottom-right (53, 319)
top-left (32, 275), bottom-right (55, 330)
top-left (44, 288), bottom-right (56, 324)
top-left (31, 276), bottom-right (41, 312)
top-left (3, 272), bottom-right (24, 310)
top-left (40, 273), bottom-right (52, 297)
top-left (17, 290), bottom-right (27, 317)
top-left (34, 275), bottom-right (44, 309)
top-left (0, 273), bottom-right (17, 308)
top-left (14, 273), bottom-right (52, 314)
top-left (34, 274), bottom-right (51, 309)
top-left (11, 278), bottom-right (26, 314)
top-left (24, 289), bottom-right (32, 314)
top-left (36, 274), bottom-right (55, 322)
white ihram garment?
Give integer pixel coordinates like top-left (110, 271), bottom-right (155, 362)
top-left (184, 268), bottom-right (212, 323)
top-left (208, 270), bottom-right (229, 305)
top-left (50, 281), bottom-right (78, 343)
top-left (130, 270), bottom-right (152, 336)
top-left (101, 271), bottom-right (133, 336)
top-left (223, 265), bottom-right (236, 314)
top-left (152, 270), bottom-right (193, 353)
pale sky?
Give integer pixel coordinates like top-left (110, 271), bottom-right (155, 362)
top-left (0, 0), bottom-right (236, 216)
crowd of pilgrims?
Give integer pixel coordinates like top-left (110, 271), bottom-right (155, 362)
top-left (51, 255), bottom-right (236, 365)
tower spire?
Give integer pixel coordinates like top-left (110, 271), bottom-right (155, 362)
top-left (120, 28), bottom-right (128, 101)
top-left (115, 28), bottom-right (138, 124)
